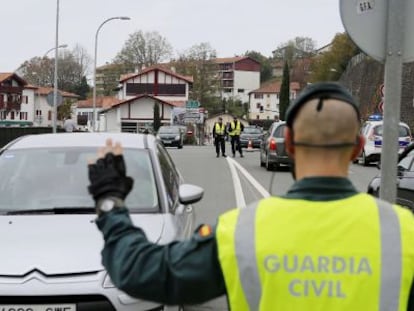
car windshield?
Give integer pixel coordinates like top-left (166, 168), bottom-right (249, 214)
top-left (0, 147), bottom-right (158, 213)
top-left (373, 124), bottom-right (411, 137)
top-left (243, 127), bottom-right (262, 134)
top-left (158, 127), bottom-right (179, 134)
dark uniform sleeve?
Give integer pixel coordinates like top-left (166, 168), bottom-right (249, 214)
top-left (95, 207), bottom-right (227, 305)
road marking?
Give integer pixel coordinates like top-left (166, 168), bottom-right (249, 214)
top-left (227, 157), bottom-right (246, 208)
top-left (227, 157), bottom-right (271, 208)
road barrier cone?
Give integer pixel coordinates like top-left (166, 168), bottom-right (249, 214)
top-left (247, 139), bottom-right (254, 152)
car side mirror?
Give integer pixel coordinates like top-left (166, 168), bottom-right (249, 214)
top-left (179, 184), bottom-right (204, 205)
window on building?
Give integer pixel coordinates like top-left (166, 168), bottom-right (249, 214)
top-left (267, 94), bottom-right (270, 98)
top-left (20, 112), bottom-right (27, 120)
top-left (48, 111), bottom-right (52, 121)
top-left (10, 111), bottom-right (15, 120)
top-left (260, 105), bottom-right (264, 113)
top-left (254, 93), bottom-right (263, 99)
top-left (224, 89), bottom-right (232, 93)
top-left (0, 111), bottom-right (5, 120)
top-left (238, 89), bottom-right (244, 93)
top-left (22, 96), bottom-right (28, 104)
top-left (36, 110), bottom-right (42, 116)
top-left (256, 115), bottom-right (260, 120)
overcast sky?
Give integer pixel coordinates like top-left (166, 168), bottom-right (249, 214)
top-left (1, 0), bottom-right (345, 73)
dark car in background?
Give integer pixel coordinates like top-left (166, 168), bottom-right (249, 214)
top-left (240, 126), bottom-right (263, 148)
top-left (259, 121), bottom-right (292, 171)
top-left (157, 125), bottom-right (184, 149)
top-left (367, 142), bottom-right (414, 212)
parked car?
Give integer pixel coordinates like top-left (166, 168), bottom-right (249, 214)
top-left (356, 115), bottom-right (412, 166)
top-left (367, 142), bottom-right (414, 212)
top-left (157, 125), bottom-right (184, 149)
top-left (240, 126), bottom-right (263, 148)
top-left (0, 132), bottom-right (203, 311)
top-left (259, 121), bottom-right (292, 171)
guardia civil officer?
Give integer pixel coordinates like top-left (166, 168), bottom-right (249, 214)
top-left (228, 115), bottom-right (244, 157)
top-left (88, 82), bottom-right (414, 310)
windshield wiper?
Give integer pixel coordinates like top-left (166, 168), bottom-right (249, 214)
top-left (6, 207), bottom-right (95, 215)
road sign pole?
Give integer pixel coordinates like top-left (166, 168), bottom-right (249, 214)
top-left (379, 0), bottom-right (405, 203)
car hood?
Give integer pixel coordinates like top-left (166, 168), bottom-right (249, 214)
top-left (0, 214), bottom-right (167, 276)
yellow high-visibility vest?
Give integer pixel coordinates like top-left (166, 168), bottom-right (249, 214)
top-left (216, 194), bottom-right (414, 311)
top-left (215, 123), bottom-right (226, 135)
top-left (229, 121), bottom-right (242, 136)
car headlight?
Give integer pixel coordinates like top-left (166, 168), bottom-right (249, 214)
top-left (103, 273), bottom-right (115, 288)
top-left (175, 135), bottom-right (180, 140)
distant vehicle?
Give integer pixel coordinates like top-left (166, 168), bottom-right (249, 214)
top-left (259, 121), bottom-right (292, 171)
top-left (0, 132), bottom-right (203, 311)
top-left (157, 125), bottom-right (184, 149)
top-left (240, 126), bottom-right (263, 148)
top-left (367, 142), bottom-right (414, 212)
top-left (356, 115), bottom-right (412, 166)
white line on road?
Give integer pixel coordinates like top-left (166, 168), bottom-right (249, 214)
top-left (226, 157), bottom-right (246, 208)
top-left (226, 157), bottom-right (271, 208)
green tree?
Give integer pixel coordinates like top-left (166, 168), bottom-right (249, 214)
top-left (245, 50), bottom-right (273, 82)
top-left (309, 32), bottom-right (359, 82)
top-left (153, 101), bottom-right (161, 132)
top-left (279, 61), bottom-right (290, 121)
top-left (71, 76), bottom-right (90, 100)
top-left (114, 30), bottom-right (172, 71)
top-left (57, 100), bottom-right (73, 121)
top-left (170, 43), bottom-right (221, 114)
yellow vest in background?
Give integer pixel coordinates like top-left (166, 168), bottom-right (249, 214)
top-left (216, 194), bottom-right (414, 311)
top-left (229, 121), bottom-right (241, 136)
top-left (215, 123), bottom-right (226, 135)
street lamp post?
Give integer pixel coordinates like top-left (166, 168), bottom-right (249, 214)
top-left (43, 44), bottom-right (68, 57)
top-left (52, 0), bottom-right (61, 133)
top-left (92, 16), bottom-right (130, 132)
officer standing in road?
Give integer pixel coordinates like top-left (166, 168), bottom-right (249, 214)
top-left (228, 115), bottom-right (244, 158)
top-left (212, 116), bottom-right (227, 158)
top-left (88, 82), bottom-right (414, 310)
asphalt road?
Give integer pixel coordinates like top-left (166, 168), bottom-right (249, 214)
top-left (167, 143), bottom-right (380, 310)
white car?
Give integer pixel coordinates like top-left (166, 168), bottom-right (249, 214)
top-left (0, 132), bottom-right (203, 311)
top-left (357, 116), bottom-right (412, 166)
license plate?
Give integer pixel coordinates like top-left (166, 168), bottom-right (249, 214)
top-left (0, 305), bottom-right (76, 311)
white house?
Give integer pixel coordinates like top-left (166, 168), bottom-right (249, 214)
top-left (100, 65), bottom-right (193, 132)
top-left (0, 72), bottom-right (78, 127)
top-left (214, 56), bottom-right (261, 104)
top-left (248, 81), bottom-right (301, 120)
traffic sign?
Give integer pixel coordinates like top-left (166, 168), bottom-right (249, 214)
top-left (340, 0), bottom-right (414, 62)
top-left (186, 100), bottom-right (200, 109)
top-left (46, 91), bottom-right (63, 107)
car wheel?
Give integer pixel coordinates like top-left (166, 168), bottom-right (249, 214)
top-left (260, 152), bottom-right (265, 167)
top-left (266, 154), bottom-right (274, 171)
top-left (362, 150), bottom-right (369, 166)
top-left (178, 144), bottom-right (183, 149)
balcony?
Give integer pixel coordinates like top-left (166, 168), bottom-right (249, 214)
top-left (0, 101), bottom-right (21, 111)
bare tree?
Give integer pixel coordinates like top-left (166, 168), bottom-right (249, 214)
top-left (17, 45), bottom-right (92, 95)
top-left (114, 30), bottom-right (173, 71)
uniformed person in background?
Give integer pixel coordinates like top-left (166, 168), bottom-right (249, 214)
top-left (228, 115), bottom-right (244, 158)
top-left (212, 116), bottom-right (227, 158)
top-left (88, 82), bottom-right (414, 310)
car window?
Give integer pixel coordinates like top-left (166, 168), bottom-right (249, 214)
top-left (157, 144), bottom-right (181, 209)
top-left (398, 153), bottom-right (414, 171)
top-left (399, 125), bottom-right (411, 137)
top-left (158, 126), bottom-right (179, 134)
top-left (243, 127), bottom-right (262, 134)
top-left (272, 124), bottom-right (286, 138)
top-left (0, 147), bottom-right (158, 212)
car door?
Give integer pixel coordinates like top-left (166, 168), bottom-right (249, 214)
top-left (273, 123), bottom-right (288, 156)
top-left (156, 143), bottom-right (192, 238)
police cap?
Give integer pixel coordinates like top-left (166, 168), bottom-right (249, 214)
top-left (285, 82), bottom-right (360, 128)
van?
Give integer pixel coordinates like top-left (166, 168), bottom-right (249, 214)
top-left (357, 115), bottom-right (412, 166)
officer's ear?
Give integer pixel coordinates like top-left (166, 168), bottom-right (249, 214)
top-left (350, 134), bottom-right (365, 161)
top-left (284, 126), bottom-right (295, 158)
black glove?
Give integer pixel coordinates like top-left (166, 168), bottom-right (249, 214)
top-left (88, 152), bottom-right (133, 202)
